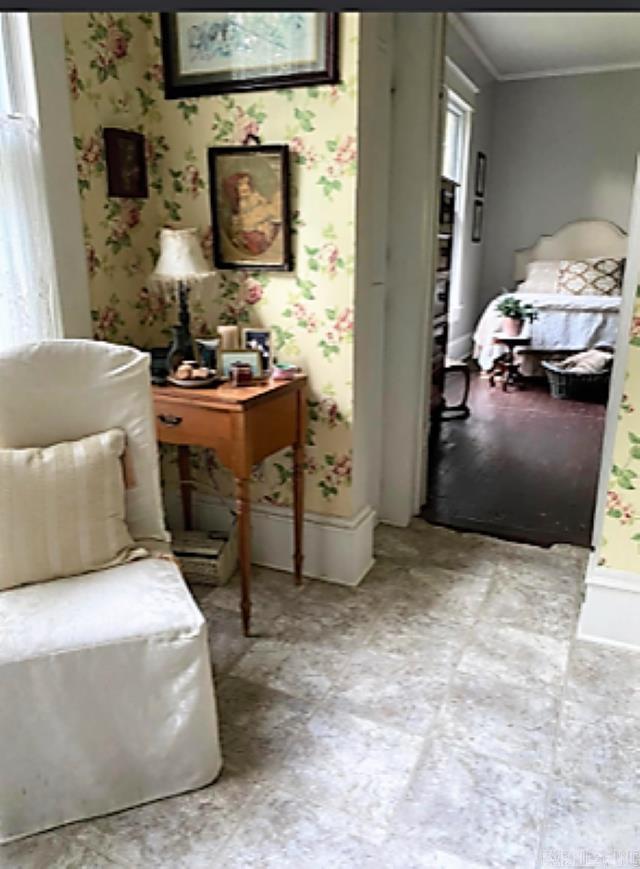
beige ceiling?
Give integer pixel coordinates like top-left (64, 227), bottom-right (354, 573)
top-left (455, 12), bottom-right (640, 80)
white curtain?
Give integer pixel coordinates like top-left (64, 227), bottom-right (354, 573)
top-left (0, 13), bottom-right (61, 349)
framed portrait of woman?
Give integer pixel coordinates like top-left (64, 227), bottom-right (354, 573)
top-left (160, 13), bottom-right (339, 98)
top-left (208, 145), bottom-right (292, 271)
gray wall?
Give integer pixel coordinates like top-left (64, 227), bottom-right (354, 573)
top-left (445, 26), bottom-right (495, 353)
top-left (482, 69), bottom-right (640, 300)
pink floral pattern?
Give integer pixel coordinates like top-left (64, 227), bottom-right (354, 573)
top-left (64, 11), bottom-right (360, 517)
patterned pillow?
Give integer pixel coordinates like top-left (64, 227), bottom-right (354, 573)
top-left (555, 257), bottom-right (624, 296)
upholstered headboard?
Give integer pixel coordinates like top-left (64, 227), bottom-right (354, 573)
top-left (514, 219), bottom-right (628, 283)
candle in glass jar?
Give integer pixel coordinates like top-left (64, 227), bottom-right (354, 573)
top-left (217, 325), bottom-right (239, 350)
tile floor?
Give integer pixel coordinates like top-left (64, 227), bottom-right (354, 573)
top-left (3, 521), bottom-right (640, 869)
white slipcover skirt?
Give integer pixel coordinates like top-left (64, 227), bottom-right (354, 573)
top-left (0, 557), bottom-right (222, 843)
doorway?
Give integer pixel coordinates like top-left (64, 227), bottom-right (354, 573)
top-left (419, 13), bottom-right (640, 548)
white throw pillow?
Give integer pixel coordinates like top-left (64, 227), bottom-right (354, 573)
top-left (520, 260), bottom-right (563, 293)
top-left (0, 429), bottom-right (147, 591)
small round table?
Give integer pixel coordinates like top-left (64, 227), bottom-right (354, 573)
top-left (489, 334), bottom-right (532, 391)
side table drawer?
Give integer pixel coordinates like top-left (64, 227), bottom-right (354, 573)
top-left (154, 397), bottom-right (232, 446)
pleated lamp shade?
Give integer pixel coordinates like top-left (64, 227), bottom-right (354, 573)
top-left (151, 228), bottom-right (213, 289)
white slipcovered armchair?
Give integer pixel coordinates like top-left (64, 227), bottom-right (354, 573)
top-left (0, 340), bottom-right (222, 843)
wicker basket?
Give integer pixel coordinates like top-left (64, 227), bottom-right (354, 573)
top-left (542, 360), bottom-right (611, 402)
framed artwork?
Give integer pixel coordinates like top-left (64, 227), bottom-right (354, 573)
top-left (103, 128), bottom-right (148, 199)
top-left (219, 349), bottom-right (262, 378)
top-left (208, 144), bottom-right (292, 271)
top-left (242, 327), bottom-right (273, 373)
top-left (474, 151), bottom-right (487, 198)
top-left (160, 12), bottom-right (339, 99)
top-left (471, 199), bottom-right (484, 244)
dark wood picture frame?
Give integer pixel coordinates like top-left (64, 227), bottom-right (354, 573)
top-left (160, 13), bottom-right (339, 99)
top-left (471, 198), bottom-right (484, 244)
top-left (103, 127), bottom-right (148, 199)
top-left (208, 144), bottom-right (292, 272)
top-left (474, 151), bottom-right (487, 198)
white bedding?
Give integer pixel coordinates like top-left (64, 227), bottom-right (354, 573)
top-left (473, 291), bottom-right (621, 372)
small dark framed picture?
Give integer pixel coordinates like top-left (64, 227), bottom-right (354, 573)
top-left (219, 349), bottom-right (262, 378)
top-left (103, 128), bottom-right (148, 199)
top-left (471, 199), bottom-right (484, 244)
top-left (242, 328), bottom-right (273, 374)
top-left (160, 12), bottom-right (339, 99)
top-left (208, 144), bottom-right (292, 271)
top-left (474, 151), bottom-right (487, 198)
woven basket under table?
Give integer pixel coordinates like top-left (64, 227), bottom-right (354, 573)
top-left (541, 360), bottom-right (611, 403)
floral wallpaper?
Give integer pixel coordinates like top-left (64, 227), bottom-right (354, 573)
top-left (63, 12), bottom-right (360, 519)
top-left (598, 286), bottom-right (640, 569)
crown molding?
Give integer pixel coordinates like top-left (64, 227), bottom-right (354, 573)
top-left (449, 13), bottom-right (640, 84)
top-left (500, 60), bottom-right (640, 82)
top-left (447, 13), bottom-right (500, 82)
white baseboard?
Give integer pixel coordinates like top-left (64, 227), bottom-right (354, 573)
top-left (578, 559), bottom-right (640, 651)
top-left (446, 331), bottom-right (473, 361)
top-left (165, 490), bottom-right (376, 587)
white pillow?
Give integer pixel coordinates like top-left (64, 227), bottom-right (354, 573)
top-left (0, 429), bottom-right (147, 591)
top-left (520, 261), bottom-right (563, 293)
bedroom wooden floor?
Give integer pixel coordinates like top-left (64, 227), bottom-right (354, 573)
top-left (422, 371), bottom-right (607, 547)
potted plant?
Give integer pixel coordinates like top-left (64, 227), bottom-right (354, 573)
top-left (496, 295), bottom-right (538, 337)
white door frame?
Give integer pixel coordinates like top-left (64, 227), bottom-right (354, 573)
top-left (379, 12), bottom-right (446, 527)
top-left (590, 154), bottom-right (640, 550)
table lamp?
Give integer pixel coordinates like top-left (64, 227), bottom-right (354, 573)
top-left (150, 227), bottom-right (214, 373)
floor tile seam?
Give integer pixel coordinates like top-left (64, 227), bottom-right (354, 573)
top-left (219, 779), bottom-right (394, 854)
top-left (545, 769), bottom-right (640, 807)
top-left (57, 824), bottom-right (145, 868)
top-left (385, 609), bottom-right (484, 822)
top-left (319, 687), bottom-right (445, 741)
top-left (202, 778), bottom-right (290, 866)
top-left (430, 728), bottom-right (558, 780)
top-left (384, 734), bottom-right (551, 864)
top-left (560, 698), bottom-right (640, 728)
top-left (534, 616), bottom-right (578, 869)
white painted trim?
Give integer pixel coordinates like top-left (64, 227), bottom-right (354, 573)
top-left (165, 491), bottom-right (376, 587)
top-left (578, 564), bottom-right (640, 651)
top-left (450, 13), bottom-right (640, 84)
top-left (590, 158), bottom-right (640, 551)
top-left (447, 13), bottom-right (500, 83)
top-left (379, 13), bottom-right (445, 526)
top-left (28, 12), bottom-right (92, 339)
top-left (445, 56), bottom-right (480, 97)
top-left (500, 60), bottom-right (640, 83)
top-left (446, 331), bottom-right (472, 361)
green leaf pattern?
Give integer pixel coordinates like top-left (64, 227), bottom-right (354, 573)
top-left (63, 11), bottom-right (359, 515)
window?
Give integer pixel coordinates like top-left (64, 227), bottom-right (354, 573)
top-left (442, 88), bottom-right (472, 318)
top-left (442, 95), bottom-right (467, 185)
top-left (0, 13), bottom-right (60, 349)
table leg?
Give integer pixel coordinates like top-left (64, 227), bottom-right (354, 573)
top-left (235, 476), bottom-right (252, 637)
top-left (177, 445), bottom-right (193, 531)
top-left (292, 390), bottom-right (306, 586)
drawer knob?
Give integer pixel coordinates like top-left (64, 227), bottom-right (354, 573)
top-left (159, 413), bottom-right (182, 427)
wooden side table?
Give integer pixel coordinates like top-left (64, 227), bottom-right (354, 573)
top-left (489, 334), bottom-right (531, 391)
top-left (152, 375), bottom-right (307, 636)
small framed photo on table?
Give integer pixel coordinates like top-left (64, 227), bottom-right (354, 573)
top-left (242, 328), bottom-right (273, 374)
top-left (219, 349), bottom-right (262, 379)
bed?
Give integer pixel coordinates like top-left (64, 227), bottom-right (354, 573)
top-left (474, 219), bottom-right (627, 376)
